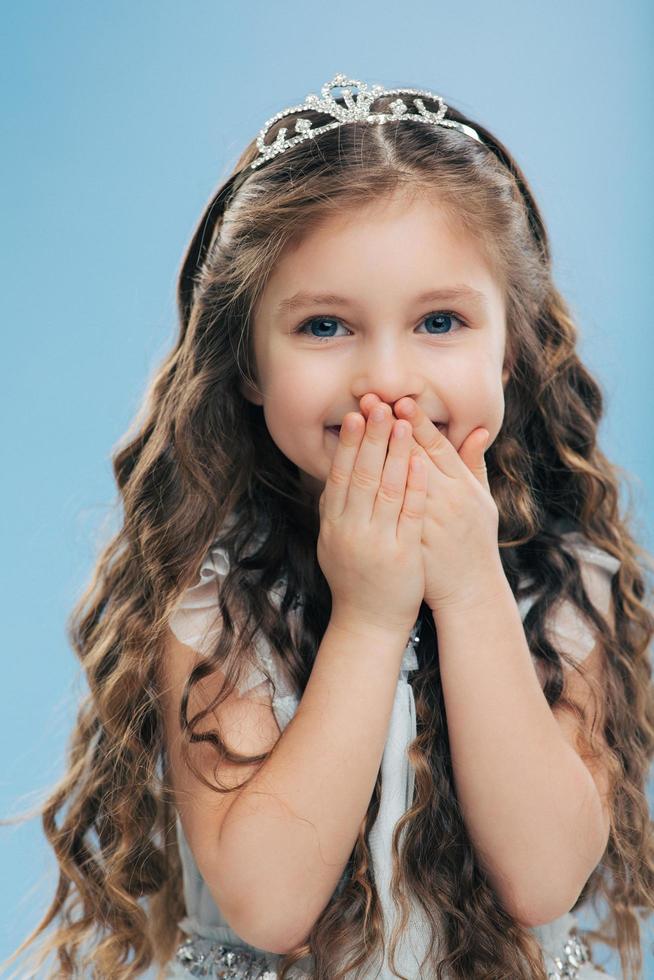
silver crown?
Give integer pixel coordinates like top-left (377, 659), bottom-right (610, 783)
top-left (250, 72), bottom-right (482, 170)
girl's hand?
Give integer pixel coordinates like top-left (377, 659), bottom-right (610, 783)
top-left (360, 394), bottom-right (502, 615)
top-left (317, 402), bottom-right (427, 636)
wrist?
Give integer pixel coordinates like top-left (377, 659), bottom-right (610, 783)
top-left (430, 560), bottom-right (508, 620)
top-left (329, 610), bottom-right (417, 646)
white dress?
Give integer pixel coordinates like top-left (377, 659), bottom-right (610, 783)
top-left (164, 530), bottom-right (620, 979)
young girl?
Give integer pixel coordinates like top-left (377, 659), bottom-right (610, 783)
top-left (4, 72), bottom-right (654, 980)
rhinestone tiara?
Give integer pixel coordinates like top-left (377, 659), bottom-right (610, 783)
top-left (250, 72), bottom-right (482, 171)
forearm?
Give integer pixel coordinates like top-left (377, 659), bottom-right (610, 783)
top-left (219, 616), bottom-right (410, 953)
top-left (433, 561), bottom-right (607, 926)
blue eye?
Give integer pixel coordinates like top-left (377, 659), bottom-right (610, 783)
top-left (294, 312), bottom-right (467, 342)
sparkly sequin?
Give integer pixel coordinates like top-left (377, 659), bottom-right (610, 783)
top-left (173, 928), bottom-right (594, 979)
top-left (174, 936), bottom-right (277, 978)
top-left (546, 931), bottom-right (592, 979)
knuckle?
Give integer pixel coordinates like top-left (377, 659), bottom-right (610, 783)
top-left (367, 422), bottom-right (391, 441)
top-left (328, 464), bottom-right (352, 487)
top-left (377, 482), bottom-right (403, 504)
top-left (350, 467), bottom-right (380, 491)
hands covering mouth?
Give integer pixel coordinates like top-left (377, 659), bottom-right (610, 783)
top-left (326, 421), bottom-right (446, 433)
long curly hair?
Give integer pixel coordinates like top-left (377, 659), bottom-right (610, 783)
top-left (3, 88), bottom-right (654, 979)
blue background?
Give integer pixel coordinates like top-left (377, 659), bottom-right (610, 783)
top-left (2, 1), bottom-right (652, 976)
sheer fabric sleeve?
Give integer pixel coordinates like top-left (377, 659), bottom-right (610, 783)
top-left (168, 542), bottom-right (274, 699)
top-left (517, 532), bottom-right (620, 665)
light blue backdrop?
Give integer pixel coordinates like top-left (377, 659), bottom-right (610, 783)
top-left (2, 2), bottom-right (652, 977)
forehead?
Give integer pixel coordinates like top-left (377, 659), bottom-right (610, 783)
top-left (256, 189), bottom-right (505, 322)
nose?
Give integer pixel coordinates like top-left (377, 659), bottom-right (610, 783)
top-left (353, 337), bottom-right (423, 409)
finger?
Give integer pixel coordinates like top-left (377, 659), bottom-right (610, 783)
top-left (348, 402), bottom-right (396, 524)
top-left (393, 397), bottom-right (460, 479)
top-left (458, 428), bottom-right (491, 491)
top-left (397, 441), bottom-right (428, 543)
top-left (359, 392), bottom-right (381, 418)
top-left (320, 412), bottom-right (366, 521)
top-left (361, 396), bottom-right (435, 483)
top-left (371, 417), bottom-right (415, 528)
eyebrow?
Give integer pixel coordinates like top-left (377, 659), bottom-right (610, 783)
top-left (275, 284), bottom-right (489, 318)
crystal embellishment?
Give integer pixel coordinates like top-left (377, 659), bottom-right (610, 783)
top-left (250, 72), bottom-right (482, 170)
top-left (173, 926), bottom-right (594, 978)
top-left (174, 936), bottom-right (277, 978)
top-left (546, 932), bottom-right (592, 979)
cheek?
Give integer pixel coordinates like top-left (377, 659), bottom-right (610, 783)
top-left (444, 360), bottom-right (505, 446)
top-left (260, 358), bottom-right (307, 409)
top-left (447, 361), bottom-right (499, 408)
top-left (265, 353), bottom-right (337, 417)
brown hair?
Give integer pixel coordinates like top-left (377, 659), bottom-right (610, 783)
top-left (3, 89), bottom-right (653, 979)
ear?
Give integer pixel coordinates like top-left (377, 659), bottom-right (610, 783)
top-left (240, 377), bottom-right (264, 406)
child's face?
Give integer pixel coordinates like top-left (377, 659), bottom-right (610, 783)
top-left (246, 190), bottom-right (510, 501)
